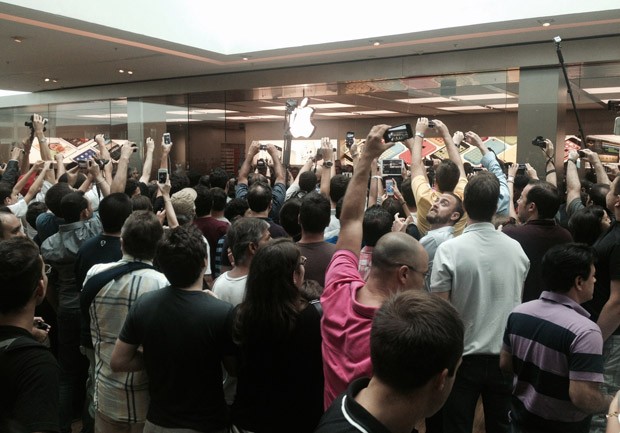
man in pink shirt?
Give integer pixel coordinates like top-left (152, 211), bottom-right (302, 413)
top-left (321, 124), bottom-right (429, 408)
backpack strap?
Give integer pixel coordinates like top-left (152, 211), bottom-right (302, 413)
top-left (309, 299), bottom-right (323, 317)
top-left (0, 336), bottom-right (43, 353)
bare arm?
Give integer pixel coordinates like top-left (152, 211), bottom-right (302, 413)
top-left (583, 149), bottom-right (611, 186)
top-left (569, 380), bottom-right (613, 414)
top-left (32, 114), bottom-right (52, 163)
top-left (22, 161), bottom-right (50, 204)
top-left (433, 119), bottom-right (465, 178)
top-left (110, 339), bottom-right (144, 373)
top-left (409, 118), bottom-right (429, 179)
top-left (55, 153), bottom-right (66, 182)
top-left (566, 150), bottom-right (582, 207)
top-left (507, 163), bottom-right (519, 221)
top-left (319, 137), bottom-right (334, 197)
top-left (110, 143), bottom-right (134, 194)
top-left (139, 137), bottom-right (155, 184)
top-left (20, 136), bottom-right (33, 176)
top-left (85, 160), bottom-right (109, 197)
top-left (597, 280), bottom-right (620, 341)
top-left (368, 159), bottom-right (381, 207)
top-left (543, 139), bottom-right (557, 186)
top-left (94, 134), bottom-right (113, 181)
top-left (266, 143), bottom-right (285, 184)
top-left (158, 176), bottom-right (178, 228)
top-left (13, 160), bottom-right (43, 198)
top-left (606, 391), bottom-right (620, 433)
top-left (336, 125), bottom-right (392, 254)
top-left (238, 141), bottom-right (260, 185)
top-left (499, 349), bottom-right (514, 374)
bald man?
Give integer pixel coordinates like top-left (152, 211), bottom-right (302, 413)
top-left (0, 207), bottom-right (25, 240)
top-left (321, 124), bottom-right (429, 408)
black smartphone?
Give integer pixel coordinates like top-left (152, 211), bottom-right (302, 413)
top-left (77, 160), bottom-right (88, 169)
top-left (158, 169), bottom-right (168, 183)
top-left (35, 320), bottom-right (50, 331)
top-left (346, 131), bottom-right (355, 148)
top-left (259, 144), bottom-right (267, 150)
top-left (383, 124), bottom-right (413, 143)
top-left (163, 133), bottom-right (172, 145)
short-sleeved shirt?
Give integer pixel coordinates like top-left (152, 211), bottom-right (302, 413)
top-left (412, 175), bottom-right (467, 237)
top-left (503, 291), bottom-right (604, 431)
top-left (235, 182), bottom-right (286, 224)
top-left (296, 241), bottom-right (336, 288)
top-left (320, 250), bottom-right (374, 408)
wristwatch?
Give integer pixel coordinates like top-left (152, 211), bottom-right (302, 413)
top-left (323, 160), bottom-right (333, 168)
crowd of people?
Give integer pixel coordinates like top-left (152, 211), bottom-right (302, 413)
top-left (1, 114), bottom-right (620, 433)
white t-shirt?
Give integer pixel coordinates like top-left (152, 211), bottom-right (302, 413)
top-left (212, 272), bottom-right (247, 306)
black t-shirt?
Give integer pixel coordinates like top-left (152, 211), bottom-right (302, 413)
top-left (0, 326), bottom-right (60, 433)
top-left (232, 305), bottom-right (324, 433)
top-left (584, 222), bottom-right (620, 334)
top-left (314, 378), bottom-right (391, 433)
top-left (119, 287), bottom-right (235, 431)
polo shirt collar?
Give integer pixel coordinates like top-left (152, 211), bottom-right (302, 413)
top-left (539, 290), bottom-right (590, 318)
top-left (463, 222), bottom-right (495, 233)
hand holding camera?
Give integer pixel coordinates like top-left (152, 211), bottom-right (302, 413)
top-left (366, 125), bottom-right (395, 159)
top-left (415, 118), bottom-right (430, 135)
top-left (146, 137), bottom-right (155, 152)
top-left (320, 137), bottom-right (333, 162)
top-left (25, 114), bottom-right (48, 133)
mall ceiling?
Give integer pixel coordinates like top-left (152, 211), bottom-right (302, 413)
top-left (1, 3), bottom-right (620, 120)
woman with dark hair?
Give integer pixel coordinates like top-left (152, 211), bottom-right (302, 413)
top-left (231, 238), bottom-right (323, 433)
top-left (568, 205), bottom-right (611, 245)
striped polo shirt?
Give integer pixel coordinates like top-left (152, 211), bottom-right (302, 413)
top-left (502, 290), bottom-right (604, 431)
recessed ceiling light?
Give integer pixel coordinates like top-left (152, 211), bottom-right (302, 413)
top-left (11, 36), bottom-right (23, 43)
top-left (437, 105), bottom-right (489, 111)
top-left (396, 97), bottom-right (452, 104)
top-left (118, 69), bottom-right (124, 73)
top-left (537, 19), bottom-right (554, 27)
top-left (127, 70), bottom-right (133, 75)
top-left (242, 57), bottom-right (249, 61)
top-left (487, 103), bottom-right (519, 109)
top-left (52, 79), bottom-right (58, 83)
top-left (583, 87), bottom-right (620, 94)
top-left (456, 93), bottom-right (516, 101)
top-left (44, 78), bottom-right (50, 82)
top-left (370, 40), bottom-right (382, 46)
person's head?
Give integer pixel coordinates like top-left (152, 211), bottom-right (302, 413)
top-left (400, 177), bottom-right (417, 208)
top-left (0, 237), bottom-right (47, 314)
top-left (299, 171), bottom-right (318, 193)
top-left (463, 171), bottom-right (499, 222)
top-left (209, 168), bottom-right (229, 189)
top-left (58, 172), bottom-right (87, 189)
top-left (60, 191), bottom-right (91, 223)
top-left (279, 198), bottom-right (301, 239)
top-left (0, 208), bottom-right (24, 240)
top-left (211, 187), bottom-right (227, 212)
top-left (568, 205), bottom-right (610, 245)
top-left (299, 191), bottom-right (331, 235)
top-left (517, 180), bottom-right (560, 222)
top-left (247, 181), bottom-right (272, 213)
top-left (435, 160), bottom-right (460, 193)
top-left (541, 243), bottom-right (596, 301)
top-left (121, 210), bottom-right (164, 260)
top-left (300, 279), bottom-right (323, 302)
top-left (329, 175), bottom-right (350, 204)
top-left (371, 290), bottom-right (463, 412)
top-left (155, 224), bottom-right (206, 288)
top-left (99, 193), bottom-right (133, 234)
top-left (363, 205), bottom-right (392, 247)
top-left (235, 238), bottom-right (305, 342)
top-left (170, 187), bottom-right (197, 220)
top-left (224, 198), bottom-right (249, 222)
top-left (124, 178), bottom-right (141, 197)
top-left (588, 183), bottom-right (610, 208)
top-left (131, 194), bottom-right (153, 212)
top-left (198, 174), bottom-right (210, 188)
top-left (44, 182), bottom-right (73, 218)
top-left (25, 201), bottom-right (48, 231)
top-left (370, 232), bottom-right (429, 291)
top-left (194, 185), bottom-right (213, 217)
top-left (606, 176), bottom-right (620, 215)
top-left (169, 172), bottom-right (190, 195)
top-left (382, 196), bottom-right (404, 219)
top-left (227, 217), bottom-right (271, 267)
top-left (427, 192), bottom-right (463, 227)
top-left (0, 182), bottom-right (18, 206)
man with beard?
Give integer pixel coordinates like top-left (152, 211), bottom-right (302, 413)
top-left (419, 192), bottom-right (463, 291)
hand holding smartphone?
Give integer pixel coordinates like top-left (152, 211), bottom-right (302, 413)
top-left (158, 168), bottom-right (168, 183)
top-left (383, 124), bottom-right (414, 143)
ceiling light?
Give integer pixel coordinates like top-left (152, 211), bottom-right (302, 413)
top-left (538, 19), bottom-right (554, 26)
top-left (118, 69), bottom-right (124, 73)
top-left (127, 70), bottom-right (133, 75)
top-left (455, 93), bottom-right (516, 101)
top-left (315, 112), bottom-right (356, 117)
top-left (370, 40), bottom-right (382, 46)
top-left (242, 57), bottom-right (249, 61)
top-left (353, 110), bottom-right (399, 115)
top-left (437, 105), bottom-right (489, 111)
top-left (78, 114), bottom-right (129, 119)
top-left (225, 115), bottom-right (282, 120)
top-left (487, 104), bottom-right (519, 109)
top-left (583, 87), bottom-right (620, 94)
top-left (11, 36), bottom-right (23, 43)
top-left (0, 89), bottom-right (31, 98)
top-left (396, 97), bottom-right (452, 104)
top-left (52, 79), bottom-right (58, 83)
top-left (44, 78), bottom-right (50, 82)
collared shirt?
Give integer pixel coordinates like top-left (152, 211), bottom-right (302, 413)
top-left (431, 222), bottom-right (529, 355)
top-left (85, 255), bottom-right (169, 423)
top-left (480, 152), bottom-right (510, 216)
top-left (420, 225), bottom-right (454, 291)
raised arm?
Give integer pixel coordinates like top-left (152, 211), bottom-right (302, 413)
top-left (469, 131), bottom-right (510, 215)
top-left (160, 135), bottom-right (172, 172)
top-left (110, 142), bottom-right (134, 194)
top-left (94, 134), bottom-right (113, 181)
top-left (506, 163), bottom-right (519, 221)
top-left (433, 119), bottom-right (465, 178)
top-left (13, 160), bottom-right (44, 199)
top-left (319, 137), bottom-right (334, 197)
top-left (158, 174), bottom-right (178, 228)
top-left (285, 156), bottom-right (314, 200)
top-left (409, 118), bottom-right (429, 179)
top-left (85, 159), bottom-right (109, 197)
top-left (368, 158), bottom-right (382, 207)
top-left (336, 124), bottom-right (392, 254)
top-left (266, 143), bottom-right (285, 185)
top-left (139, 137), bottom-right (155, 184)
top-left (543, 139), bottom-right (557, 186)
top-left (566, 150), bottom-right (582, 208)
top-left (32, 114), bottom-right (52, 163)
top-left (237, 141), bottom-right (260, 186)
top-left (583, 149), bottom-right (611, 186)
top-left (20, 136), bottom-right (33, 176)
top-left (23, 161), bottom-right (51, 204)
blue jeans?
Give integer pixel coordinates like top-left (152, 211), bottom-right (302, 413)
top-left (442, 354), bottom-right (513, 433)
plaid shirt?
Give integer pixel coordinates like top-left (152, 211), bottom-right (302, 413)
top-left (85, 256), bottom-right (169, 423)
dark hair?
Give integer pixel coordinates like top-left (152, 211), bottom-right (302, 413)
top-left (589, 183), bottom-right (610, 208)
top-left (279, 198), bottom-right (301, 239)
top-left (568, 206), bottom-right (607, 245)
top-left (335, 196), bottom-right (344, 220)
top-left (435, 160), bottom-right (460, 193)
top-left (131, 194), bottom-right (153, 212)
top-left (60, 191), bottom-right (88, 223)
top-left (371, 291), bottom-right (464, 392)
top-left (463, 172), bottom-right (499, 222)
top-left (0, 237), bottom-right (42, 314)
top-left (445, 192), bottom-right (465, 223)
top-left (156, 224), bottom-right (206, 287)
top-left (124, 178), bottom-right (140, 197)
top-left (234, 238), bottom-right (302, 344)
top-left (99, 193), bottom-right (133, 233)
top-left (227, 217), bottom-right (269, 266)
top-left (44, 182), bottom-right (73, 217)
top-left (0, 182), bottom-right (12, 205)
top-left (541, 243), bottom-right (596, 293)
top-left (247, 181), bottom-right (272, 213)
top-left (224, 198), bottom-right (249, 222)
top-left (170, 172), bottom-right (190, 195)
top-left (300, 279), bottom-right (323, 302)
top-left (121, 210), bottom-right (164, 260)
top-left (524, 181), bottom-right (561, 219)
top-left (211, 187), bottom-right (227, 212)
top-left (209, 168), bottom-right (229, 189)
top-left (381, 196), bottom-right (403, 219)
top-left (299, 171), bottom-right (318, 193)
top-left (58, 172), bottom-right (87, 189)
top-left (26, 201), bottom-right (48, 231)
top-left (400, 177), bottom-right (416, 208)
top-left (299, 191), bottom-right (331, 234)
top-left (363, 205), bottom-right (392, 247)
top-left (194, 185), bottom-right (213, 217)
top-left (198, 175), bottom-right (210, 188)
top-left (329, 175), bottom-right (350, 204)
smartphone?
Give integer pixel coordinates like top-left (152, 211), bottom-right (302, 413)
top-left (386, 179), bottom-right (394, 195)
top-left (383, 124), bottom-right (413, 143)
top-left (35, 320), bottom-right (50, 331)
top-left (158, 168), bottom-right (168, 183)
top-left (346, 131), bottom-right (355, 148)
top-left (77, 160), bottom-right (88, 169)
top-left (259, 144), bottom-right (267, 150)
top-left (163, 133), bottom-right (172, 145)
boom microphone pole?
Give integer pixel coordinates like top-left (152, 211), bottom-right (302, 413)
top-left (554, 36), bottom-right (586, 143)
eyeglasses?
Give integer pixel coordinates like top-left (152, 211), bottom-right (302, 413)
top-left (299, 256), bottom-right (307, 266)
top-left (393, 263), bottom-right (429, 278)
top-left (44, 264), bottom-right (52, 275)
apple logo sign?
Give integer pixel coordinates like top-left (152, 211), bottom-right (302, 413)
top-left (290, 97), bottom-right (316, 138)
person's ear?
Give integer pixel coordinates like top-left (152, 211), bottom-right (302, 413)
top-left (450, 212), bottom-right (461, 222)
top-left (34, 277), bottom-right (47, 305)
top-left (433, 368), bottom-right (449, 391)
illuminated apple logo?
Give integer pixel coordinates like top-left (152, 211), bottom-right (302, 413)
top-left (290, 97), bottom-right (316, 138)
